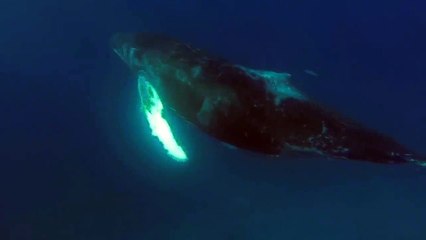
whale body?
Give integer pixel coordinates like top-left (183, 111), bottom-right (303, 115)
top-left (111, 32), bottom-right (425, 166)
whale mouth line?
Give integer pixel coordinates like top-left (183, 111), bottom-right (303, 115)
top-left (137, 73), bottom-right (188, 162)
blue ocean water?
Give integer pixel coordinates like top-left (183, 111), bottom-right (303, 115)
top-left (1, 0), bottom-right (426, 239)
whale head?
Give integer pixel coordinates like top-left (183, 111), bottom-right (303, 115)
top-left (110, 32), bottom-right (179, 73)
top-left (110, 32), bottom-right (146, 71)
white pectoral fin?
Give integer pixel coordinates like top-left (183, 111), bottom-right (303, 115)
top-left (137, 74), bottom-right (188, 162)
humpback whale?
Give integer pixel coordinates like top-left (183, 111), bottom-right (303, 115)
top-left (110, 32), bottom-right (425, 166)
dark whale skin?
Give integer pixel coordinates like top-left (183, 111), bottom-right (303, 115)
top-left (111, 32), bottom-right (425, 165)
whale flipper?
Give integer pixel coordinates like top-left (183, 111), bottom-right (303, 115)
top-left (137, 73), bottom-right (188, 161)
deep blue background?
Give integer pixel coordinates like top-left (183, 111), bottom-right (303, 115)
top-left (1, 0), bottom-right (426, 239)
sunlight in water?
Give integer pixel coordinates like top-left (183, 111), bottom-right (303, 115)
top-left (137, 74), bottom-right (188, 162)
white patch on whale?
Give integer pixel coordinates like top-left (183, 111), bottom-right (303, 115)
top-left (237, 66), bottom-right (306, 105)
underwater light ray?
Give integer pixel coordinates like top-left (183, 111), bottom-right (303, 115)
top-left (137, 74), bottom-right (188, 162)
